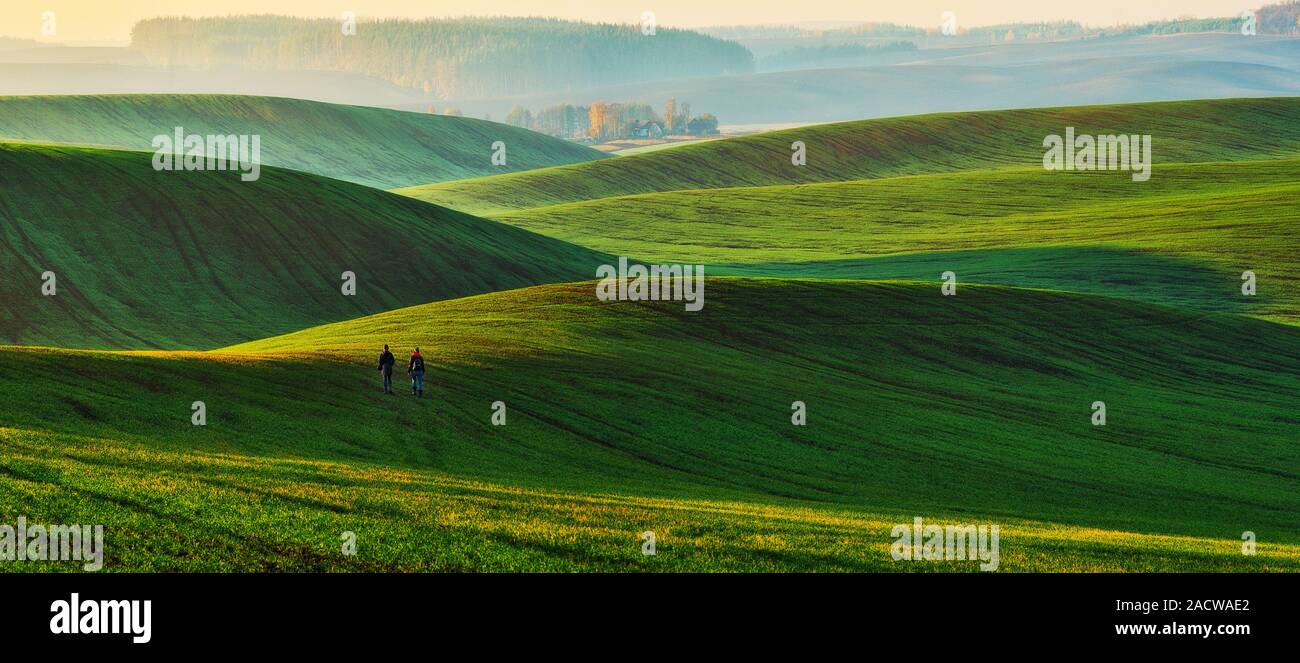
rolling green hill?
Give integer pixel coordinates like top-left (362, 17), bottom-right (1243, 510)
top-left (4, 94), bottom-right (1296, 574)
top-left (0, 94), bottom-right (605, 188)
top-left (0, 142), bottom-right (609, 349)
top-left (492, 160), bottom-right (1300, 322)
top-left (397, 98), bottom-right (1300, 215)
top-left (2, 279), bottom-right (1299, 571)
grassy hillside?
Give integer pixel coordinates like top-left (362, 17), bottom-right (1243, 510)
top-left (494, 160), bottom-right (1300, 322)
top-left (0, 94), bottom-right (605, 188)
top-left (3, 279), bottom-right (1299, 570)
top-left (5, 93), bottom-right (1295, 574)
top-left (397, 98), bottom-right (1300, 215)
top-left (0, 143), bottom-right (609, 349)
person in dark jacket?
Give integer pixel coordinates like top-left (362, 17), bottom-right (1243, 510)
top-left (407, 347), bottom-right (426, 397)
top-left (377, 344), bottom-right (396, 395)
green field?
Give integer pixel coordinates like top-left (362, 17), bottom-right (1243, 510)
top-left (0, 94), bottom-right (605, 188)
top-left (3, 95), bottom-right (1297, 572)
top-left (4, 280), bottom-right (1299, 571)
top-left (0, 142), bottom-right (608, 349)
top-left (397, 98), bottom-right (1300, 215)
top-left (492, 160), bottom-right (1300, 322)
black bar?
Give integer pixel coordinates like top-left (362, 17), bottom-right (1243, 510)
top-left (2, 572), bottom-right (1289, 652)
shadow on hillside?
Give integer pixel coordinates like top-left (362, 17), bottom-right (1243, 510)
top-left (716, 245), bottom-right (1262, 315)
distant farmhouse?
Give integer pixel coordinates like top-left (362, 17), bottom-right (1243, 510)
top-left (630, 121), bottom-right (665, 139)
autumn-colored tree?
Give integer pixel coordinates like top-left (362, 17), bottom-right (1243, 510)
top-left (505, 105), bottom-right (533, 128)
top-left (588, 102), bottom-right (609, 139)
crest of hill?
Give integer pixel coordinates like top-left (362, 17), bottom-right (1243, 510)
top-left (397, 97), bottom-right (1300, 215)
top-left (0, 94), bottom-right (606, 188)
top-left (0, 142), bottom-right (609, 349)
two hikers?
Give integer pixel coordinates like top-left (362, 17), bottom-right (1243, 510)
top-left (376, 344), bottom-right (426, 397)
top-left (408, 347), bottom-right (425, 397)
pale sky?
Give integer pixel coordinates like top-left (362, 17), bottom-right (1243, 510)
top-left (5, 0), bottom-right (1264, 44)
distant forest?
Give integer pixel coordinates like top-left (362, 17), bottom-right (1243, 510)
top-left (0, 37), bottom-right (42, 51)
top-left (706, 1), bottom-right (1300, 44)
top-left (130, 16), bottom-right (755, 100)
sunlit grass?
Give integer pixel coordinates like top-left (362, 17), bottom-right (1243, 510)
top-left (397, 98), bottom-right (1300, 214)
top-left (3, 432), bottom-right (1296, 572)
top-left (4, 280), bottom-right (1299, 570)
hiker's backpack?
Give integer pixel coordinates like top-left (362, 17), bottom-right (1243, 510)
top-left (413, 355), bottom-right (425, 372)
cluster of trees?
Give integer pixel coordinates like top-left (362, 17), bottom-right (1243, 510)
top-left (0, 37), bottom-right (42, 51)
top-left (711, 2), bottom-right (1300, 48)
top-left (424, 106), bottom-right (462, 116)
top-left (504, 98), bottom-right (718, 140)
top-left (130, 16), bottom-right (755, 100)
top-left (958, 21), bottom-right (1090, 41)
top-left (1093, 2), bottom-right (1298, 35)
top-left (704, 21), bottom-right (1091, 53)
top-left (703, 22), bottom-right (924, 41)
top-left (1253, 0), bottom-right (1300, 33)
